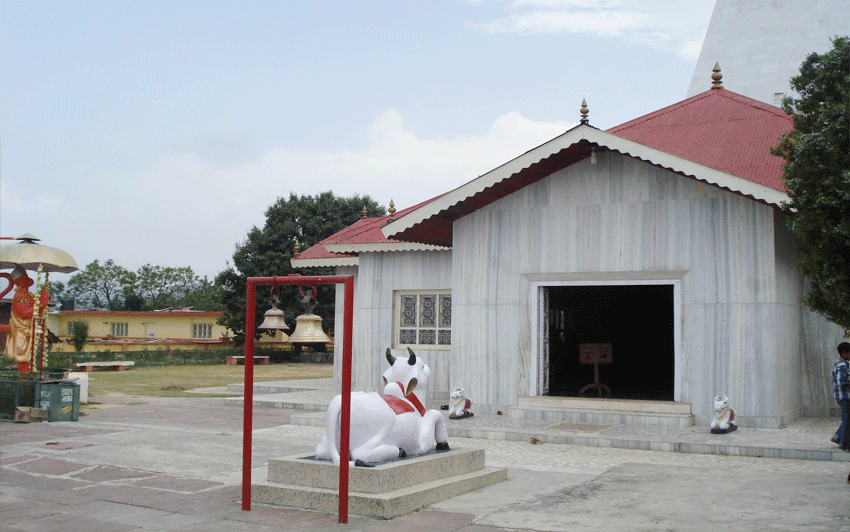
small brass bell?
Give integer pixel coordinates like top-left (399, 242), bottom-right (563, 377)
top-left (258, 301), bottom-right (289, 332)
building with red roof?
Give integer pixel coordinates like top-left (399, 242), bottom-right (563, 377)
top-left (294, 78), bottom-right (845, 428)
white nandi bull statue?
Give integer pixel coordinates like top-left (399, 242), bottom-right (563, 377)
top-left (315, 348), bottom-right (449, 466)
top-left (710, 395), bottom-right (737, 434)
top-left (448, 388), bottom-right (473, 419)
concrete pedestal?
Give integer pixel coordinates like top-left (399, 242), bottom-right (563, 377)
top-left (252, 447), bottom-right (506, 519)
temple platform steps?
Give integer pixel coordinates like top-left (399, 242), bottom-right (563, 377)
top-left (508, 396), bottom-right (694, 428)
top-left (227, 379), bottom-right (847, 463)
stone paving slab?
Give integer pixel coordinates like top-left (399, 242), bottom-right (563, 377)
top-left (2, 392), bottom-right (848, 532)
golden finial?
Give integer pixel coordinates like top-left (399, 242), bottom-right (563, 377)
top-left (362, 205), bottom-right (368, 218)
top-left (293, 241), bottom-right (301, 256)
top-left (388, 199), bottom-right (396, 221)
top-left (711, 62), bottom-right (723, 89)
top-left (580, 99), bottom-right (589, 125)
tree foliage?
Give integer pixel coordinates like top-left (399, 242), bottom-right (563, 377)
top-left (130, 264), bottom-right (201, 310)
top-left (216, 191), bottom-right (385, 344)
top-left (70, 321), bottom-right (89, 352)
top-left (65, 260), bottom-right (223, 311)
top-left (772, 36), bottom-right (850, 332)
top-left (66, 259), bottom-right (133, 310)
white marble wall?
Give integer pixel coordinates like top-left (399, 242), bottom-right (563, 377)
top-left (333, 251), bottom-right (454, 399)
top-left (449, 150), bottom-right (841, 426)
top-left (687, 0), bottom-right (849, 105)
top-left (332, 266), bottom-right (358, 385)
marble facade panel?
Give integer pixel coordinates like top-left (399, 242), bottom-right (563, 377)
top-left (342, 250), bottom-right (453, 395)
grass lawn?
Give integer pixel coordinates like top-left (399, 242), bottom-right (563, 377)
top-left (85, 363), bottom-right (333, 398)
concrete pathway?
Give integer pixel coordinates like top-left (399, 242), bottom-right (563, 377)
top-left (1, 381), bottom-right (849, 532)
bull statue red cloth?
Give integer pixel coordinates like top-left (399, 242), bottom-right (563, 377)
top-left (315, 347), bottom-right (449, 466)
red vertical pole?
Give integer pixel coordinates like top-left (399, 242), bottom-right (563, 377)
top-left (241, 279), bottom-right (257, 511)
top-left (240, 274), bottom-right (353, 520)
top-left (337, 276), bottom-right (354, 523)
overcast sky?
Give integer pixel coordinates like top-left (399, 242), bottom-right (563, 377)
top-left (1, 0), bottom-right (716, 283)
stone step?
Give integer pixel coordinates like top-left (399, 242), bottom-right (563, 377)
top-left (268, 447), bottom-right (486, 492)
top-left (517, 396), bottom-right (692, 414)
top-left (511, 397), bottom-right (693, 427)
top-left (226, 383), bottom-right (322, 394)
top-left (252, 448), bottom-right (507, 519)
top-left (291, 411), bottom-right (328, 426)
top-left (226, 395), bottom-right (331, 411)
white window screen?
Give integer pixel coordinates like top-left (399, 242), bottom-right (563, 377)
top-left (395, 291), bottom-right (451, 348)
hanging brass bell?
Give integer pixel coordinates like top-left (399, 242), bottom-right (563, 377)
top-left (258, 302), bottom-right (289, 332)
top-left (287, 313), bottom-right (331, 344)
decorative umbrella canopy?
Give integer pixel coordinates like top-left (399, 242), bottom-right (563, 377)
top-left (0, 234), bottom-right (79, 274)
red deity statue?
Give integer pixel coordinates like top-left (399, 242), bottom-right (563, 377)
top-left (0, 267), bottom-right (49, 373)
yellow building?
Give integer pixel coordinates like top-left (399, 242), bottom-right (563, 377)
top-left (49, 309), bottom-right (231, 352)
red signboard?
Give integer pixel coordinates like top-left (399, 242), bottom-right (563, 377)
top-left (579, 343), bottom-right (613, 364)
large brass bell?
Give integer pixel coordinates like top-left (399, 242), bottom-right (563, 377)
top-left (287, 287), bottom-right (331, 345)
top-left (287, 313), bottom-right (332, 343)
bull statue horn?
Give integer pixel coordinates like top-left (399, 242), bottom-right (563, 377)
top-left (386, 348), bottom-right (396, 366)
top-left (407, 347), bottom-right (416, 365)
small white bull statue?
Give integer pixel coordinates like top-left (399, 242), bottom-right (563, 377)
top-left (315, 347), bottom-right (449, 466)
top-left (710, 395), bottom-right (737, 434)
top-left (448, 388), bottom-right (473, 419)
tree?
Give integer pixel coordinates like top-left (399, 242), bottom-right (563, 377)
top-left (216, 191), bottom-right (385, 344)
top-left (66, 259), bottom-right (133, 310)
top-left (131, 264), bottom-right (200, 309)
top-left (70, 321), bottom-right (89, 352)
top-left (183, 277), bottom-right (225, 311)
top-left (49, 281), bottom-right (66, 302)
top-left (772, 36), bottom-right (850, 332)
top-left (65, 261), bottom-right (224, 311)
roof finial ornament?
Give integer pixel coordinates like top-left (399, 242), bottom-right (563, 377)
top-left (711, 62), bottom-right (723, 89)
top-left (388, 199), bottom-right (396, 221)
top-left (362, 205), bottom-right (368, 218)
top-left (580, 99), bottom-right (589, 125)
top-left (293, 240), bottom-right (301, 256)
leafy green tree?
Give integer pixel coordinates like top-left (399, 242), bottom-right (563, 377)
top-left (132, 264), bottom-right (199, 309)
top-left (65, 261), bottom-right (224, 311)
top-left (216, 191), bottom-right (384, 344)
top-left (66, 259), bottom-right (133, 309)
top-left (49, 281), bottom-right (66, 302)
top-left (70, 321), bottom-right (89, 352)
top-left (772, 36), bottom-right (850, 332)
top-left (183, 277), bottom-right (225, 311)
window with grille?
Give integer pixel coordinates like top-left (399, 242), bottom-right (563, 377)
top-left (192, 323), bottom-right (213, 339)
top-left (110, 322), bottom-right (128, 337)
top-left (394, 291), bottom-right (451, 348)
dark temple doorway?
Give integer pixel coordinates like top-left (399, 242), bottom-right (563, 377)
top-left (547, 284), bottom-right (675, 401)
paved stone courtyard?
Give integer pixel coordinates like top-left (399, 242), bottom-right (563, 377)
top-left (1, 392), bottom-right (849, 531)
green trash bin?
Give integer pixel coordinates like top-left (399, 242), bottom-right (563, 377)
top-left (35, 380), bottom-right (80, 422)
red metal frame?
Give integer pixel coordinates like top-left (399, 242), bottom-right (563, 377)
top-left (241, 274), bottom-right (354, 523)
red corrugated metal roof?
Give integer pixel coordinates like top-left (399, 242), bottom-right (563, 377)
top-left (293, 242), bottom-right (345, 261)
top-left (607, 88), bottom-right (792, 191)
top-left (293, 197), bottom-right (443, 261)
top-left (322, 198), bottom-right (441, 246)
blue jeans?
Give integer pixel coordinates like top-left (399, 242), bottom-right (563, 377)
top-left (836, 399), bottom-right (850, 449)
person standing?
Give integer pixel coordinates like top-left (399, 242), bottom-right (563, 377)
top-left (830, 342), bottom-right (850, 451)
